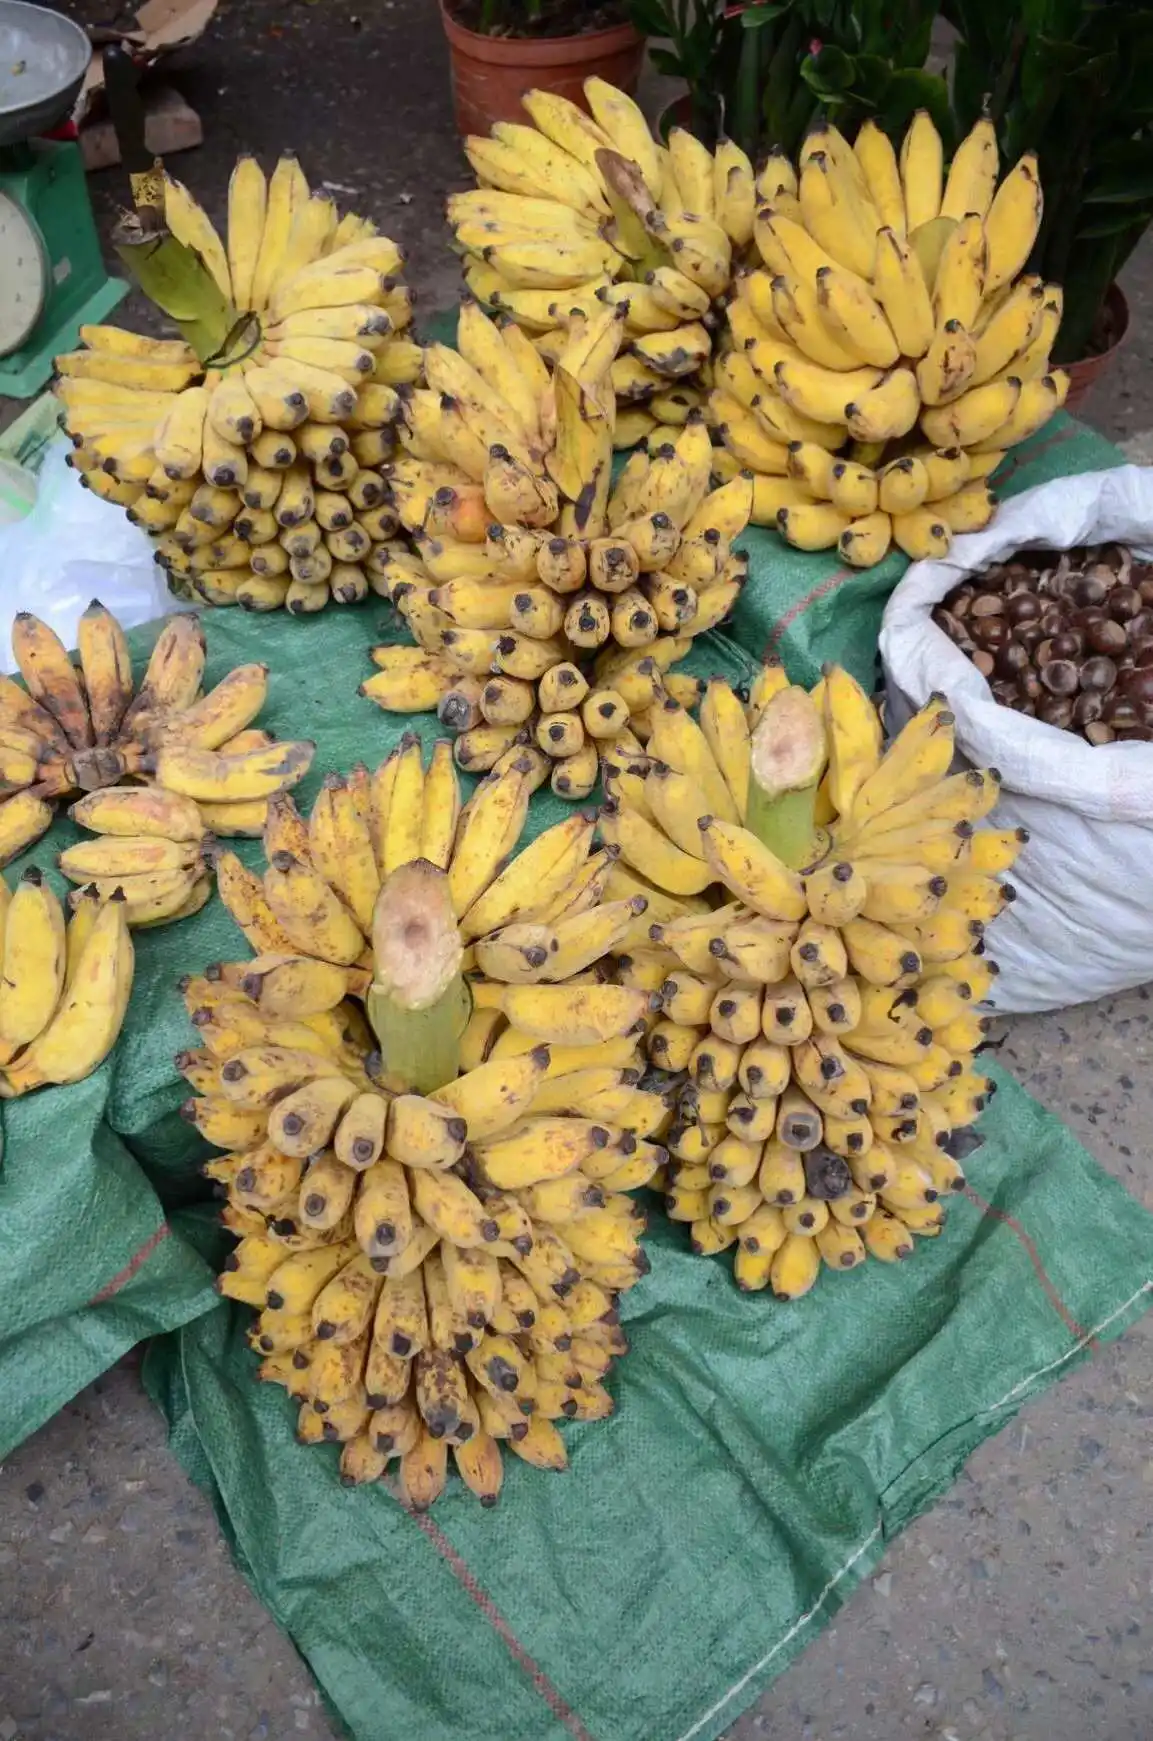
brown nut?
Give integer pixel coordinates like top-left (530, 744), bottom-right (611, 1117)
top-left (971, 615), bottom-right (1008, 650)
top-left (1038, 696), bottom-right (1075, 728)
top-left (1038, 606), bottom-right (1067, 636)
top-left (970, 648), bottom-right (996, 678)
top-left (1108, 584), bottom-right (1143, 621)
top-left (1116, 724), bottom-right (1153, 742)
top-left (934, 609), bottom-right (969, 644)
top-left (1005, 593), bottom-right (1042, 625)
top-left (1123, 666), bottom-right (1153, 708)
top-left (1087, 617), bottom-right (1128, 657)
top-left (1085, 720), bottom-right (1115, 745)
top-left (1034, 637), bottom-right (1055, 666)
top-left (1049, 630), bottom-right (1084, 660)
top-left (1016, 621), bottom-right (1046, 655)
top-left (1126, 609), bottom-right (1153, 640)
top-left (1039, 658), bottom-right (1079, 697)
top-left (1073, 573), bottom-right (1108, 608)
top-left (995, 641), bottom-right (1030, 679)
top-left (1073, 690), bottom-right (1105, 727)
top-left (1020, 668), bottom-right (1044, 701)
top-left (1079, 655), bottom-right (1118, 693)
top-left (970, 592), bottom-right (1004, 617)
top-left (1103, 694), bottom-right (1142, 729)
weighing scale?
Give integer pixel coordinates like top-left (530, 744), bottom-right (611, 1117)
top-left (0, 0), bottom-right (127, 397)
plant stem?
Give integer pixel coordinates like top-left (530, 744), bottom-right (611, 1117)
top-left (367, 977), bottom-right (472, 1097)
top-left (112, 218), bottom-right (239, 363)
top-left (745, 779), bottom-right (820, 869)
top-left (368, 858), bottom-right (469, 1095)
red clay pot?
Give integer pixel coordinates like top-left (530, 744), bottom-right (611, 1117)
top-left (1063, 282), bottom-right (1131, 413)
top-left (439, 3), bottom-right (645, 139)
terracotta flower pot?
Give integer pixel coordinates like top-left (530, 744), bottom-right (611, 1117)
top-left (439, 3), bottom-right (645, 139)
top-left (1063, 282), bottom-right (1131, 414)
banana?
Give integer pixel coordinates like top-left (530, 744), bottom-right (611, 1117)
top-left (11, 613), bottom-right (92, 750)
top-left (777, 501), bottom-right (850, 551)
top-left (1, 892), bottom-right (132, 1095)
top-left (941, 116), bottom-right (998, 221)
top-left (816, 266), bottom-right (900, 369)
top-left (151, 738), bottom-right (314, 804)
top-left (969, 371), bottom-right (1068, 451)
top-left (263, 850), bottom-right (365, 964)
top-left (916, 319), bottom-right (977, 407)
top-left (775, 356), bottom-right (880, 425)
top-left (76, 602), bottom-right (133, 745)
top-left (0, 869), bottom-right (66, 1053)
top-left (984, 152), bottom-right (1043, 294)
top-left (844, 366), bottom-right (920, 443)
top-left (900, 109), bottom-right (943, 230)
top-left (226, 155), bottom-right (268, 312)
top-left (798, 152), bottom-right (877, 278)
top-left (854, 119), bottom-right (906, 235)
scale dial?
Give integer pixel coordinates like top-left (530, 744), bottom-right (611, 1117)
top-left (0, 186), bottom-right (47, 355)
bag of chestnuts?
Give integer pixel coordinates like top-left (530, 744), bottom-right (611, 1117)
top-left (879, 466), bottom-right (1153, 1014)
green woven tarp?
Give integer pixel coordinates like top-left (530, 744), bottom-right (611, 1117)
top-left (142, 1082), bottom-right (1153, 1741)
top-left (2, 414), bottom-right (1149, 1736)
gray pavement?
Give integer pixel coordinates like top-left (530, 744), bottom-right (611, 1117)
top-left (2, 4), bottom-right (1153, 1736)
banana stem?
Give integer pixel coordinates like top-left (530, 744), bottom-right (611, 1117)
top-left (112, 218), bottom-right (239, 363)
top-left (367, 859), bottom-right (469, 1095)
top-left (367, 977), bottom-right (471, 1098)
top-left (747, 685), bottom-right (827, 869)
top-left (745, 780), bottom-right (819, 871)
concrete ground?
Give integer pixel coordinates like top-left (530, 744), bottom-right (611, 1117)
top-left (2, 3), bottom-right (1153, 1737)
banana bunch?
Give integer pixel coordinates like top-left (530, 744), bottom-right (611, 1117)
top-left (0, 869), bottom-right (134, 1098)
top-left (56, 155), bottom-right (418, 614)
top-left (584, 664), bottom-right (1018, 1297)
top-left (0, 606), bottom-right (313, 877)
top-left (710, 112), bottom-right (1068, 565)
top-left (451, 78), bottom-right (755, 428)
top-left (190, 735), bottom-right (675, 1505)
top-left (355, 301), bottom-right (752, 794)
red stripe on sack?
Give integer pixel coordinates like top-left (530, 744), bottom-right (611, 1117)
top-left (963, 1186), bottom-right (1092, 1343)
top-left (762, 566), bottom-right (853, 661)
top-left (994, 423), bottom-right (1080, 487)
top-left (412, 1510), bottom-right (595, 1741)
top-left (88, 1223), bottom-right (171, 1305)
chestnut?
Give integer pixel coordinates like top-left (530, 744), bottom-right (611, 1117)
top-left (1085, 720), bottom-right (1115, 745)
top-left (1123, 666), bottom-right (1153, 709)
top-left (1126, 609), bottom-right (1153, 640)
top-left (1034, 637), bottom-right (1055, 665)
top-left (1103, 694), bottom-right (1142, 729)
top-left (995, 641), bottom-right (1030, 678)
top-left (1130, 638), bottom-right (1153, 668)
top-left (1115, 724), bottom-right (1153, 741)
top-left (1073, 690), bottom-right (1105, 726)
top-left (1016, 621), bottom-right (1046, 654)
top-left (1038, 607), bottom-right (1067, 637)
top-left (1068, 606), bottom-right (1107, 631)
top-left (1038, 696), bottom-right (1075, 728)
top-left (1005, 593), bottom-right (1042, 624)
top-left (1039, 658), bottom-right (1079, 696)
top-left (971, 615), bottom-right (1008, 650)
top-left (1108, 584), bottom-right (1143, 621)
top-left (935, 609), bottom-right (968, 644)
top-left (971, 648), bottom-right (995, 677)
top-left (1049, 630), bottom-right (1084, 660)
top-left (1020, 668), bottom-right (1044, 701)
top-left (1087, 617), bottom-right (1128, 657)
top-left (1073, 574), bottom-right (1108, 608)
top-left (1079, 655), bottom-right (1118, 693)
top-left (970, 592), bottom-right (1004, 617)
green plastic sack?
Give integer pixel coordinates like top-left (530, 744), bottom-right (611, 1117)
top-left (143, 1061), bottom-right (1153, 1741)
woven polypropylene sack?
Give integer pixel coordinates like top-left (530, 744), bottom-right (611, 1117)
top-left (144, 1062), bottom-right (1153, 1741)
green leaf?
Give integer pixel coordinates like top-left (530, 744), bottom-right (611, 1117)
top-left (802, 43), bottom-right (857, 93)
top-left (1076, 205), bottom-right (1153, 239)
top-left (739, 3), bottom-right (788, 28)
top-left (649, 45), bottom-right (690, 78)
top-left (627, 0), bottom-right (675, 34)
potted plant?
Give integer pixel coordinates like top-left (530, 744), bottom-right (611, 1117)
top-left (945, 0), bottom-right (1153, 403)
top-left (440, 0), bottom-right (645, 138)
top-left (626, 0), bottom-right (947, 159)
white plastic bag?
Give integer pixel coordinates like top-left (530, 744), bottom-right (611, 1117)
top-left (879, 464), bottom-right (1153, 1014)
top-left (0, 441), bottom-right (188, 669)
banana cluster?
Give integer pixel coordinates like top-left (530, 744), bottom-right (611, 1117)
top-left (0, 607), bottom-right (313, 882)
top-left (453, 78), bottom-right (752, 428)
top-left (56, 156), bottom-right (419, 613)
top-left (0, 869), bottom-right (134, 1098)
top-left (195, 736), bottom-right (676, 1504)
top-left (588, 666), bottom-right (1020, 1296)
top-left (356, 301), bottom-right (752, 793)
top-left (711, 112), bottom-right (1068, 565)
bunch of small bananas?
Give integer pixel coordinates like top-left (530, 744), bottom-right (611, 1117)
top-left (452, 78), bottom-right (754, 428)
top-left (0, 870), bottom-right (134, 1098)
top-left (584, 666), bottom-right (1018, 1296)
top-left (0, 608), bottom-right (313, 897)
top-left (56, 154), bottom-right (419, 613)
top-left (710, 111), bottom-right (1068, 565)
top-left (356, 301), bottom-right (752, 795)
top-left (193, 736), bottom-right (673, 1505)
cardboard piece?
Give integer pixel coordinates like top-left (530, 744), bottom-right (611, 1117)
top-left (74, 0), bottom-right (218, 127)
